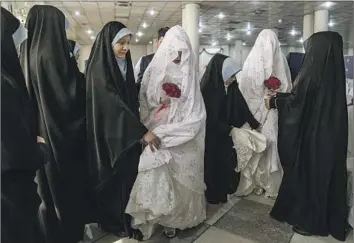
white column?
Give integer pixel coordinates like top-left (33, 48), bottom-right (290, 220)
top-left (314, 9), bottom-right (329, 33)
top-left (182, 3), bottom-right (200, 68)
top-left (152, 39), bottom-right (158, 53)
top-left (234, 40), bottom-right (243, 66)
top-left (182, 7), bottom-right (187, 29)
top-left (303, 14), bottom-right (314, 41)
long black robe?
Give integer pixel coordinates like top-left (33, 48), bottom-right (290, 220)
top-left (201, 53), bottom-right (260, 204)
top-left (270, 31), bottom-right (349, 241)
top-left (85, 21), bottom-right (147, 237)
top-left (20, 5), bottom-right (87, 243)
top-left (1, 7), bottom-right (45, 243)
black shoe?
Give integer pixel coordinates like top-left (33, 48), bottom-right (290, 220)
top-left (292, 226), bottom-right (312, 236)
top-left (130, 229), bottom-right (143, 241)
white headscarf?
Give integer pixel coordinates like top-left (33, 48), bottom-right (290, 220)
top-left (139, 25), bottom-right (206, 193)
top-left (222, 57), bottom-right (241, 82)
top-left (111, 27), bottom-right (133, 80)
top-left (237, 29), bottom-right (292, 122)
top-left (12, 22), bottom-right (27, 55)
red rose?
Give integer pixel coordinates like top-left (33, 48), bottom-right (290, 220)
top-left (264, 76), bottom-right (281, 90)
top-left (162, 83), bottom-right (181, 98)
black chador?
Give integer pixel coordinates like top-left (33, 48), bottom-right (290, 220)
top-left (201, 54), bottom-right (260, 204)
top-left (269, 31), bottom-right (349, 241)
top-left (1, 7), bottom-right (46, 243)
top-left (20, 5), bottom-right (87, 243)
top-left (85, 21), bottom-right (148, 239)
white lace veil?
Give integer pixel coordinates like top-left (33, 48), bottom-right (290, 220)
top-left (140, 25), bottom-right (206, 146)
top-left (237, 29), bottom-right (292, 117)
top-left (138, 25), bottom-right (206, 193)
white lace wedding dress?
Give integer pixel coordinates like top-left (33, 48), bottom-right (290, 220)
top-left (126, 26), bottom-right (206, 240)
top-left (236, 29), bottom-right (292, 198)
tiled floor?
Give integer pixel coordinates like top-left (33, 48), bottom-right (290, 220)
top-left (83, 195), bottom-right (353, 243)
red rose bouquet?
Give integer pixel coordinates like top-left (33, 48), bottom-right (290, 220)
top-left (155, 83), bottom-right (182, 123)
top-left (162, 83), bottom-right (181, 98)
top-left (264, 76), bottom-right (281, 91)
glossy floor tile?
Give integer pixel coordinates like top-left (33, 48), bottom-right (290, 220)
top-left (90, 195), bottom-right (353, 243)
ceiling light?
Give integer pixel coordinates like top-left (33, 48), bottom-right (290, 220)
top-left (135, 38), bottom-right (139, 43)
top-left (242, 42), bottom-right (246, 46)
top-left (328, 21), bottom-right (334, 27)
top-left (226, 33), bottom-right (232, 40)
top-left (290, 29), bottom-right (297, 36)
top-left (90, 36), bottom-right (95, 40)
top-left (136, 31), bottom-right (143, 37)
top-left (198, 28), bottom-right (202, 33)
top-left (142, 22), bottom-right (148, 28)
top-left (149, 9), bottom-right (155, 16)
top-left (74, 11), bottom-right (80, 16)
top-left (278, 19), bottom-right (282, 23)
top-left (246, 30), bottom-right (251, 35)
top-left (324, 1), bottom-right (334, 8)
top-left (86, 29), bottom-right (93, 34)
top-left (218, 12), bottom-right (225, 19)
top-left (298, 38), bottom-right (304, 43)
top-left (212, 41), bottom-right (217, 46)
top-left (149, 41), bottom-right (153, 44)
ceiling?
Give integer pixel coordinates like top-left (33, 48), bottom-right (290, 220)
top-left (9, 1), bottom-right (354, 47)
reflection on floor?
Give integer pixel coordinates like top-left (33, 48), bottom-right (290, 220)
top-left (83, 194), bottom-right (353, 243)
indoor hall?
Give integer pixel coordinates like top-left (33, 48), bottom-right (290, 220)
top-left (1, 1), bottom-right (353, 243)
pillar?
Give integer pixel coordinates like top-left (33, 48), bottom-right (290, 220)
top-left (182, 3), bottom-right (200, 68)
top-left (314, 9), bottom-right (329, 33)
top-left (234, 40), bottom-right (243, 66)
top-left (182, 7), bottom-right (187, 29)
top-left (303, 14), bottom-right (314, 41)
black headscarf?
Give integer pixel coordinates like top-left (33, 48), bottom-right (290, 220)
top-left (271, 31), bottom-right (348, 241)
top-left (85, 21), bottom-right (147, 193)
top-left (1, 7), bottom-right (41, 173)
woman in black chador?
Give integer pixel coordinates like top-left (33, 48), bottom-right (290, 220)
top-left (1, 7), bottom-right (46, 243)
top-left (20, 5), bottom-right (87, 243)
top-left (266, 31), bottom-right (349, 241)
top-left (201, 54), bottom-right (260, 204)
top-left (85, 21), bottom-right (160, 239)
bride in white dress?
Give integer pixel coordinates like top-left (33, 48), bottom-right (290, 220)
top-left (235, 29), bottom-right (292, 198)
top-left (126, 25), bottom-right (207, 240)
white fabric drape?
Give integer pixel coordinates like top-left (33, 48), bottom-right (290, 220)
top-left (235, 29), bottom-right (292, 198)
top-left (126, 25), bottom-right (206, 239)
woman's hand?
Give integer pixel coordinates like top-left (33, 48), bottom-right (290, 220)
top-left (37, 136), bottom-right (45, 144)
top-left (143, 131), bottom-right (161, 152)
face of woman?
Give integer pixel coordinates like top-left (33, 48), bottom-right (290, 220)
top-left (113, 34), bottom-right (131, 58)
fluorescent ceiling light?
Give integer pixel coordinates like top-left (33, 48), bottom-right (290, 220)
top-left (142, 22), bottom-right (148, 28)
top-left (74, 11), bottom-right (80, 16)
top-left (218, 12), bottom-right (225, 19)
top-left (149, 9), bottom-right (155, 16)
top-left (86, 29), bottom-right (93, 34)
top-left (136, 31), bottom-right (143, 37)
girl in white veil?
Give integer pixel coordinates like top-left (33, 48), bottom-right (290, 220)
top-left (126, 25), bottom-right (206, 239)
top-left (236, 29), bottom-right (292, 198)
